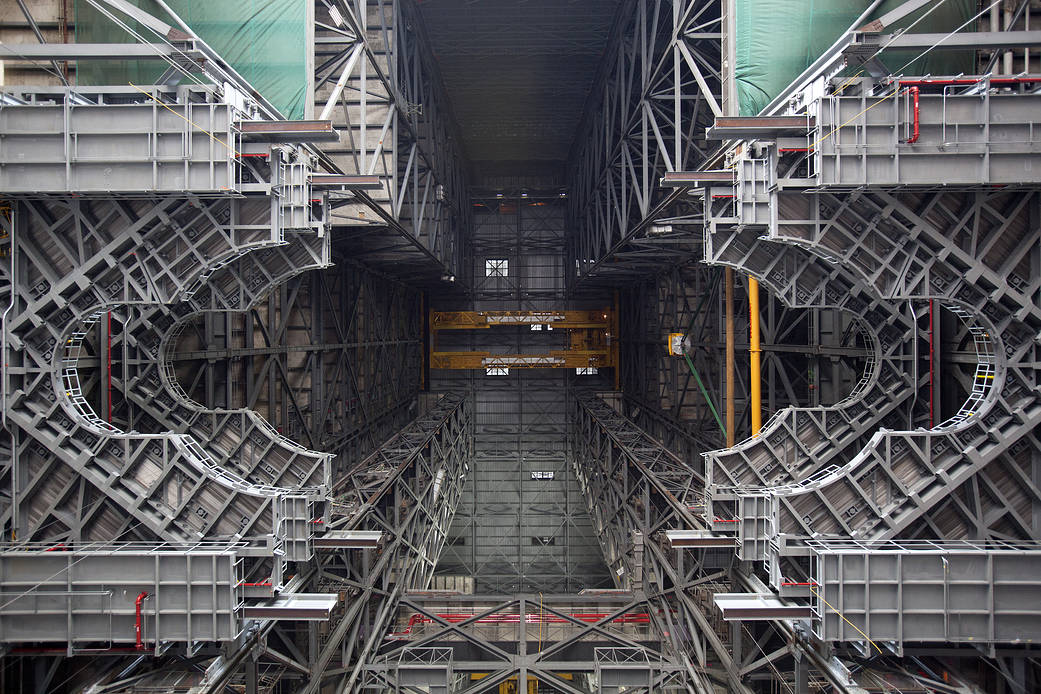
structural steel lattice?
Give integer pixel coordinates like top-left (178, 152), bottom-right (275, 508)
top-left (2, 1), bottom-right (1041, 693)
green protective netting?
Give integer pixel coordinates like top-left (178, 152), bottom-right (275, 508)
top-left (75, 0), bottom-right (308, 119)
top-left (735, 0), bottom-right (977, 116)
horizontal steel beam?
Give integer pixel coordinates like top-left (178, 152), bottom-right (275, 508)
top-left (0, 42), bottom-right (199, 60)
top-left (876, 30), bottom-right (1041, 51)
top-left (239, 120), bottom-right (339, 142)
top-left (707, 115), bottom-right (816, 140)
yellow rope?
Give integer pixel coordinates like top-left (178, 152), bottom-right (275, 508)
top-left (809, 585), bottom-right (883, 654)
top-left (537, 591), bottom-right (544, 650)
top-left (128, 82), bottom-right (240, 157)
top-left (811, 85), bottom-right (901, 150)
top-left (833, 68), bottom-right (865, 96)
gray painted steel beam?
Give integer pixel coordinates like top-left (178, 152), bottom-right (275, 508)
top-left (875, 30), bottom-right (1041, 50)
top-left (0, 43), bottom-right (199, 60)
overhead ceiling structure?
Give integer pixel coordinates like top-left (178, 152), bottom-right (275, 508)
top-left (416, 0), bottom-right (622, 182)
top-left (0, 1), bottom-right (1041, 693)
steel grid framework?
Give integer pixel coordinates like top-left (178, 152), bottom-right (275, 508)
top-left (167, 259), bottom-right (423, 474)
top-left (567, 3), bottom-right (1041, 691)
top-left (170, 392), bottom-right (472, 694)
top-left (569, 391), bottom-right (868, 694)
top-left (0, 88), bottom-right (364, 693)
top-left (567, 0), bottom-right (720, 283)
top-left (674, 6), bottom-right (1041, 689)
top-left (364, 592), bottom-right (689, 693)
top-left (619, 263), bottom-right (873, 465)
top-left (434, 195), bottom-right (613, 595)
top-left (0, 1), bottom-right (467, 692)
top-left (3, 1), bottom-right (1041, 693)
top-left (0, 84), bottom-right (465, 694)
top-left (315, 0), bottom-right (470, 281)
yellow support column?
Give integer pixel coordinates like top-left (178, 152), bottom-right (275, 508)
top-left (725, 267), bottom-right (735, 447)
top-left (748, 276), bottom-right (762, 435)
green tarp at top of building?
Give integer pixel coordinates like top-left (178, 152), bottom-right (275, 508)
top-left (735, 0), bottom-right (977, 116)
top-left (75, 0), bottom-right (308, 119)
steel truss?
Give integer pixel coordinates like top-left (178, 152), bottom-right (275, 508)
top-left (433, 195), bottom-right (614, 596)
top-left (315, 0), bottom-right (469, 281)
top-left (0, 88), bottom-right (354, 692)
top-left (294, 392), bottom-right (472, 694)
top-left (366, 592), bottom-right (688, 693)
top-left (165, 259), bottom-right (422, 471)
top-left (0, 83), bottom-right (465, 694)
top-left (568, 0), bottom-right (720, 283)
top-left (0, 89), bottom-right (329, 546)
top-left (619, 263), bottom-right (873, 466)
top-left (0, 1), bottom-right (474, 687)
top-left (569, 390), bottom-right (883, 694)
top-left (702, 110), bottom-right (1041, 546)
top-left (663, 5), bottom-right (1041, 689)
top-left (179, 392), bottom-right (472, 694)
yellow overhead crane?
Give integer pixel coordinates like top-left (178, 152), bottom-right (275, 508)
top-left (428, 309), bottom-right (619, 378)
top-left (431, 310), bottom-right (612, 330)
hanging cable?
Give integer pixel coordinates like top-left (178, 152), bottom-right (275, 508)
top-left (83, 0), bottom-right (208, 89)
top-left (128, 82), bottom-right (240, 157)
top-left (809, 585), bottom-right (883, 655)
top-left (537, 591), bottom-right (544, 654)
top-left (813, 0), bottom-right (1011, 150)
top-left (682, 353), bottom-right (726, 438)
top-left (892, 0), bottom-right (1008, 75)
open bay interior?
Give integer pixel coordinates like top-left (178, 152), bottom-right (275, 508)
top-left (0, 1), bottom-right (1040, 692)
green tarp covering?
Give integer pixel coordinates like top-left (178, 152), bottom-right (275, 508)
top-left (736, 0), bottom-right (976, 115)
top-left (75, 0), bottom-right (308, 119)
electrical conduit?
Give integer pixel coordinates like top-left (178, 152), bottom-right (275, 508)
top-left (683, 353), bottom-right (726, 437)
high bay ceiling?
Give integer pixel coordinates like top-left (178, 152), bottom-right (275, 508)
top-left (416, 0), bottom-right (622, 183)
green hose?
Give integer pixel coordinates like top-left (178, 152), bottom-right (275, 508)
top-left (683, 352), bottom-right (726, 438)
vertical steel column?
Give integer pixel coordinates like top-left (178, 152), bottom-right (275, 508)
top-left (748, 276), bottom-right (761, 435)
top-left (725, 267), bottom-right (735, 446)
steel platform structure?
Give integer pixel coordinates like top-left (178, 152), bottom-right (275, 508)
top-left (1, 0), bottom-right (1041, 693)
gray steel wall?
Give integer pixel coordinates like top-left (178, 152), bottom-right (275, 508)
top-left (433, 197), bottom-right (612, 592)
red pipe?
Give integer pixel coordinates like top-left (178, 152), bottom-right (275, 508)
top-left (106, 311), bottom-right (112, 423)
top-left (134, 591), bottom-right (148, 650)
top-left (894, 77), bottom-right (1041, 146)
top-left (12, 647), bottom-right (147, 654)
top-left (928, 300), bottom-right (934, 428)
top-left (905, 86), bottom-right (920, 144)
